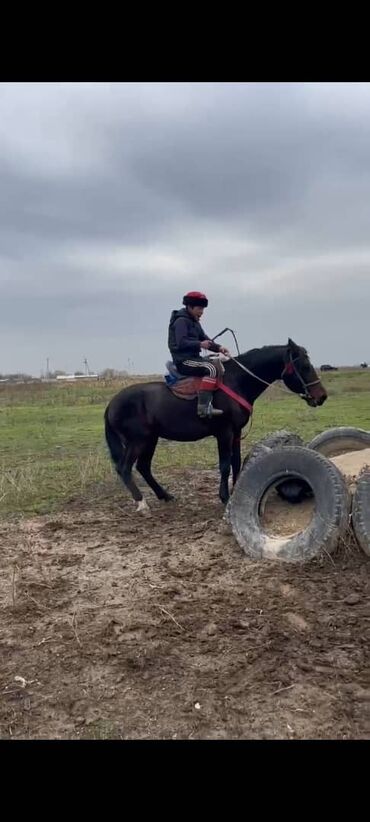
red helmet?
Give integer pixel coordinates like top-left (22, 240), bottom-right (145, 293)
top-left (183, 291), bottom-right (208, 308)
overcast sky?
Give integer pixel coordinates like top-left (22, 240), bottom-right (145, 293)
top-left (1, 82), bottom-right (369, 375)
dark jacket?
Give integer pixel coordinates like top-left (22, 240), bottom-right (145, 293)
top-left (168, 308), bottom-right (220, 363)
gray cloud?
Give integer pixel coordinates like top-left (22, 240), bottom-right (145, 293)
top-left (1, 82), bottom-right (370, 375)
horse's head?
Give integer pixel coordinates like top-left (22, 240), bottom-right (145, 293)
top-left (281, 339), bottom-right (327, 407)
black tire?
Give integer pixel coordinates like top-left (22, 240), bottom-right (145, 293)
top-left (243, 430), bottom-right (304, 468)
top-left (351, 468), bottom-right (370, 557)
top-left (228, 446), bottom-right (351, 562)
top-left (308, 427), bottom-right (370, 458)
top-left (243, 430), bottom-right (310, 504)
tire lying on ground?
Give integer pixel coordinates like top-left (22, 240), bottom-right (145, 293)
top-left (228, 446), bottom-right (351, 562)
top-left (308, 427), bottom-right (370, 458)
top-left (243, 429), bottom-right (304, 467)
top-left (243, 430), bottom-right (311, 504)
top-left (351, 468), bottom-right (370, 557)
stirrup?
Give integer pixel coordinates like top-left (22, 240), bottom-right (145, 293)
top-left (198, 403), bottom-right (223, 418)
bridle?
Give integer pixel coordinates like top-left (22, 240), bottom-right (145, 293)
top-left (211, 328), bottom-right (321, 401)
top-left (281, 352), bottom-right (321, 401)
top-left (227, 350), bottom-right (321, 401)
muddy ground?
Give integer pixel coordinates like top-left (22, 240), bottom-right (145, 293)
top-left (0, 468), bottom-right (369, 739)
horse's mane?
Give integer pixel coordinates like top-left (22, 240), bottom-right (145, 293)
top-left (225, 344), bottom-right (287, 372)
top-left (238, 344), bottom-right (287, 358)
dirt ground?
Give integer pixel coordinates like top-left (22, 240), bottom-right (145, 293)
top-left (0, 468), bottom-right (369, 740)
top-left (331, 447), bottom-right (370, 477)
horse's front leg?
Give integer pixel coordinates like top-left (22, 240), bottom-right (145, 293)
top-left (231, 433), bottom-right (242, 487)
top-left (217, 430), bottom-right (234, 504)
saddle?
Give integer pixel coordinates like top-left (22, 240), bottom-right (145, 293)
top-left (164, 358), bottom-right (225, 401)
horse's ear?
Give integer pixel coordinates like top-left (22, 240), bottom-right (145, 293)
top-left (288, 337), bottom-right (299, 351)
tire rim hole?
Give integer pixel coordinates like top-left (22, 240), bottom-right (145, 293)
top-left (259, 477), bottom-right (316, 538)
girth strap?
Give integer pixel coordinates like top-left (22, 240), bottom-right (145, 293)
top-left (217, 381), bottom-right (253, 413)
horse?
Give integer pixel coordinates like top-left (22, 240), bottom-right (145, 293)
top-left (104, 338), bottom-right (327, 512)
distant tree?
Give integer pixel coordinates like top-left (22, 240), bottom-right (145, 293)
top-left (74, 371), bottom-right (84, 376)
top-left (5, 372), bottom-right (34, 382)
top-left (99, 368), bottom-right (128, 379)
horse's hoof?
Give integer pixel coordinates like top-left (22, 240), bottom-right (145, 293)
top-left (218, 516), bottom-right (232, 535)
top-left (163, 494), bottom-right (175, 502)
top-left (136, 499), bottom-right (151, 515)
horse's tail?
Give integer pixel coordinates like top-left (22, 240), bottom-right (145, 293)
top-left (104, 406), bottom-right (126, 471)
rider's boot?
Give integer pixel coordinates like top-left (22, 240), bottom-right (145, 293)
top-left (197, 378), bottom-right (223, 418)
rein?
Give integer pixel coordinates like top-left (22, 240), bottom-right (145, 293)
top-left (227, 353), bottom-right (321, 400)
top-left (211, 328), bottom-right (320, 400)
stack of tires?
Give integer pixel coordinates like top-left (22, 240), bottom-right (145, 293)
top-left (227, 427), bottom-right (370, 562)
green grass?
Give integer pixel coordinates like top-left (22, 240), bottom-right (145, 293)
top-left (1, 370), bottom-right (370, 518)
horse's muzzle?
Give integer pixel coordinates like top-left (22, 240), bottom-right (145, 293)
top-left (304, 392), bottom-right (327, 408)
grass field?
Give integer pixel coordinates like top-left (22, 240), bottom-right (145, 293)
top-left (1, 369), bottom-right (370, 518)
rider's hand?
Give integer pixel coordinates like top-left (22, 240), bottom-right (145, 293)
top-left (219, 346), bottom-right (231, 356)
top-left (200, 340), bottom-right (212, 349)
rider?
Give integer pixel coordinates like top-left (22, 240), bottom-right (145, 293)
top-left (168, 291), bottom-right (231, 418)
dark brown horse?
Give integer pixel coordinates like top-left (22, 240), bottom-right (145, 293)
top-left (104, 338), bottom-right (327, 512)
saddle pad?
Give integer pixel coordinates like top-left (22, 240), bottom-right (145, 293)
top-left (168, 377), bottom-right (203, 401)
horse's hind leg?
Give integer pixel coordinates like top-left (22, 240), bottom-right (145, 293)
top-left (119, 442), bottom-right (149, 512)
top-left (136, 437), bottom-right (174, 502)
